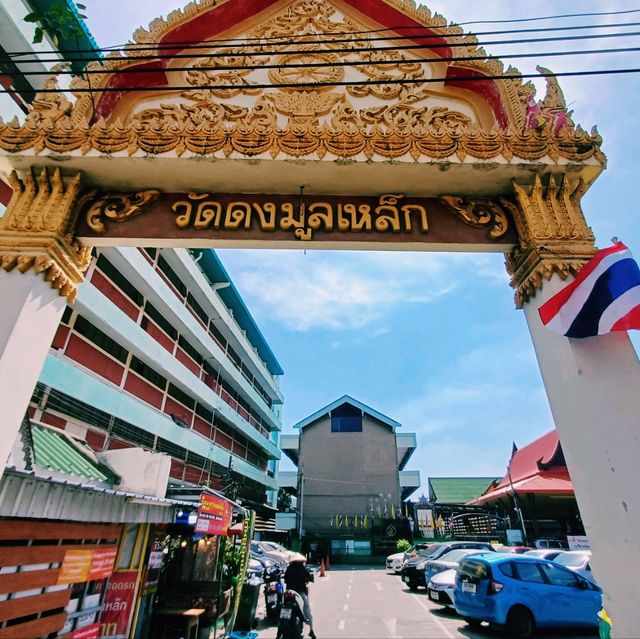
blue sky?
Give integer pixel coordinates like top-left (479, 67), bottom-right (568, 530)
top-left (84, 1), bottom-right (640, 484)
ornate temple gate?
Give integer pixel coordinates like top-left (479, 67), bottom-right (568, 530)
top-left (0, 0), bottom-right (638, 634)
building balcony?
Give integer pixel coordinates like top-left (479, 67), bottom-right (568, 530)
top-left (399, 470), bottom-right (421, 500)
top-left (396, 432), bottom-right (417, 470)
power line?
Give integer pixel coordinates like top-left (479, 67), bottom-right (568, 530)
top-left (5, 20), bottom-right (640, 62)
top-left (8, 44), bottom-right (639, 78)
top-left (2, 66), bottom-right (638, 95)
top-left (457, 8), bottom-right (640, 25)
top-left (7, 7), bottom-right (640, 56)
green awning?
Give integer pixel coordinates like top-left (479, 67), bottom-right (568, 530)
top-left (31, 424), bottom-right (114, 482)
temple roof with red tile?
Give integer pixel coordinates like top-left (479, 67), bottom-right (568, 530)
top-left (470, 430), bottom-right (573, 504)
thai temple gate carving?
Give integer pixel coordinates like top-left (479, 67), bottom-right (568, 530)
top-left (0, 0), bottom-right (638, 635)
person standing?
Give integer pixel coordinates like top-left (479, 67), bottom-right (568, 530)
top-left (284, 557), bottom-right (316, 639)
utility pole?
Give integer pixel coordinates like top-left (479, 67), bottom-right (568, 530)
top-left (297, 471), bottom-right (304, 540)
top-left (507, 464), bottom-right (528, 544)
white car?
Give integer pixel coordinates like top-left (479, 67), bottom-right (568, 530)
top-left (554, 550), bottom-right (595, 582)
top-left (426, 568), bottom-right (456, 608)
top-left (386, 552), bottom-right (404, 573)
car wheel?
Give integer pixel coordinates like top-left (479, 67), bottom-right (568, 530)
top-left (506, 606), bottom-right (536, 639)
top-left (408, 579), bottom-right (419, 591)
top-left (463, 617), bottom-right (482, 628)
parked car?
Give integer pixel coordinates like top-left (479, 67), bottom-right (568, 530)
top-left (534, 538), bottom-right (568, 550)
top-left (454, 554), bottom-right (601, 638)
top-left (251, 541), bottom-right (288, 570)
top-left (261, 541), bottom-right (306, 563)
top-left (386, 552), bottom-right (405, 573)
top-left (427, 568), bottom-right (457, 609)
top-left (401, 541), bottom-right (494, 591)
top-left (498, 546), bottom-right (534, 554)
top-left (424, 548), bottom-right (485, 585)
top-left (554, 550), bottom-right (594, 581)
top-left (246, 557), bottom-right (265, 581)
top-left (523, 549), bottom-right (564, 561)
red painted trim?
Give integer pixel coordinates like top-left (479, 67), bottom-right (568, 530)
top-left (94, 62), bottom-right (166, 122)
top-left (41, 412), bottom-right (67, 428)
top-left (445, 66), bottom-right (508, 129)
top-left (91, 270), bottom-right (139, 321)
top-left (124, 372), bottom-right (164, 409)
top-left (94, 0), bottom-right (509, 127)
top-left (65, 335), bottom-right (124, 386)
top-left (0, 178), bottom-right (13, 207)
top-left (51, 325), bottom-right (70, 351)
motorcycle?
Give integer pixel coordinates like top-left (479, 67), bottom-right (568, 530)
top-left (264, 577), bottom-right (285, 623)
top-left (276, 589), bottom-right (305, 639)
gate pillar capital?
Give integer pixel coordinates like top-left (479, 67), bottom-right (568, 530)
top-left (0, 167), bottom-right (92, 303)
top-left (502, 174), bottom-right (597, 308)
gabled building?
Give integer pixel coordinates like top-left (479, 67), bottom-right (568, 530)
top-left (280, 396), bottom-right (420, 540)
top-left (469, 430), bottom-right (582, 543)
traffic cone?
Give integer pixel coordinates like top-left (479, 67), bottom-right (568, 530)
top-left (320, 559), bottom-right (325, 577)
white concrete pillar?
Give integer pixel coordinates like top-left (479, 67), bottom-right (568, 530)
top-left (524, 273), bottom-right (640, 637)
top-left (0, 269), bottom-right (66, 467)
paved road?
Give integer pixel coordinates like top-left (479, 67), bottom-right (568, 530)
top-left (254, 565), bottom-right (598, 639)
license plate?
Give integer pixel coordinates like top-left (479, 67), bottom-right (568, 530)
top-left (268, 595), bottom-right (277, 603)
top-left (280, 608), bottom-right (292, 619)
top-left (430, 591), bottom-right (440, 601)
top-left (462, 582), bottom-right (477, 594)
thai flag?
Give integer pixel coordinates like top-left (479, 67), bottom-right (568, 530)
top-left (539, 242), bottom-right (640, 338)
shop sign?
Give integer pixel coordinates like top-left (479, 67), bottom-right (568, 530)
top-left (567, 535), bottom-right (590, 550)
top-left (57, 548), bottom-right (118, 585)
top-left (69, 623), bottom-right (101, 639)
top-left (88, 548), bottom-right (118, 581)
top-left (57, 550), bottom-right (93, 585)
top-left (142, 534), bottom-right (165, 593)
top-left (99, 571), bottom-right (138, 638)
top-left (194, 494), bottom-right (233, 535)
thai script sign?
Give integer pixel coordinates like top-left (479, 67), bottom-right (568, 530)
top-left (77, 191), bottom-right (516, 249)
top-left (567, 535), bottom-right (590, 550)
top-left (57, 547), bottom-right (118, 585)
top-left (99, 570), bottom-right (138, 638)
top-left (194, 493), bottom-right (233, 535)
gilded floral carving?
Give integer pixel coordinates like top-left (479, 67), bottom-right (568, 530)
top-left (0, 0), bottom-right (602, 164)
top-left (0, 169), bottom-right (92, 302)
top-left (502, 175), bottom-right (596, 307)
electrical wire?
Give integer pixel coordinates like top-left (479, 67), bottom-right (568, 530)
top-left (4, 19), bottom-right (640, 62)
top-left (8, 44), bottom-right (639, 78)
top-left (2, 66), bottom-right (638, 95)
top-left (6, 7), bottom-right (640, 57)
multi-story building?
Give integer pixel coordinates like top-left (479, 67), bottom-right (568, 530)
top-left (29, 246), bottom-right (283, 511)
top-left (280, 395), bottom-right (420, 557)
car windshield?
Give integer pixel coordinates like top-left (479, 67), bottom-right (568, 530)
top-left (555, 552), bottom-right (590, 567)
top-left (418, 543), bottom-right (443, 557)
top-left (437, 549), bottom-right (475, 563)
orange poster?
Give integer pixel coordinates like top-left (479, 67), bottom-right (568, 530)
top-left (88, 548), bottom-right (118, 581)
top-left (57, 549), bottom-right (93, 585)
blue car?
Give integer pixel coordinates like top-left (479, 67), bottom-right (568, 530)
top-left (454, 553), bottom-right (601, 638)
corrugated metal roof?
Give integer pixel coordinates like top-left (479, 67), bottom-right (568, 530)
top-left (31, 424), bottom-right (111, 482)
top-left (428, 477), bottom-right (498, 504)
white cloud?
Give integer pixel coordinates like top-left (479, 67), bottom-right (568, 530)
top-left (218, 250), bottom-right (497, 331)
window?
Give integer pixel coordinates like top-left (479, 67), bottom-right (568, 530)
top-left (331, 404), bottom-right (363, 432)
top-left (498, 562), bottom-right (515, 578)
top-left (96, 254), bottom-right (144, 305)
top-left (187, 293), bottom-right (209, 325)
top-left (168, 383), bottom-right (196, 410)
top-left (157, 255), bottom-right (187, 297)
top-left (178, 335), bottom-right (204, 366)
top-left (196, 403), bottom-right (214, 424)
top-left (144, 303), bottom-right (178, 340)
top-left (514, 562), bottom-right (545, 583)
top-left (130, 356), bottom-right (167, 390)
top-left (539, 563), bottom-right (580, 588)
top-left (74, 316), bottom-right (129, 363)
